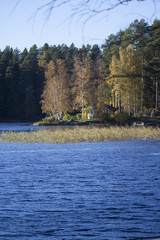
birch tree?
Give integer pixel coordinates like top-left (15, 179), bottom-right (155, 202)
top-left (72, 53), bottom-right (91, 119)
top-left (109, 45), bottom-right (141, 116)
top-left (124, 45), bottom-right (141, 117)
top-left (41, 59), bottom-right (70, 119)
top-left (95, 56), bottom-right (108, 112)
top-left (108, 54), bottom-right (120, 109)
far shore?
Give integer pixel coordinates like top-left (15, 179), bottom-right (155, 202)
top-left (0, 116), bottom-right (160, 127)
top-left (32, 116), bottom-right (160, 127)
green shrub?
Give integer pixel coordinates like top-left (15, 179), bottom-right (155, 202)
top-left (107, 114), bottom-right (115, 122)
top-left (97, 112), bottom-right (115, 122)
top-left (33, 116), bottom-right (56, 126)
top-left (42, 116), bottom-right (55, 123)
top-left (114, 112), bottom-right (129, 124)
top-left (63, 114), bottom-right (72, 121)
top-left (97, 112), bottom-right (108, 122)
top-left (71, 115), bottom-right (77, 121)
top-left (76, 113), bottom-right (82, 120)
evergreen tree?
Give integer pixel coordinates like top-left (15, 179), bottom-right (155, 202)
top-left (5, 49), bottom-right (21, 119)
top-left (19, 44), bottom-right (42, 120)
top-left (145, 19), bottom-right (160, 110)
top-left (0, 46), bottom-right (13, 119)
top-left (102, 30), bottom-right (124, 73)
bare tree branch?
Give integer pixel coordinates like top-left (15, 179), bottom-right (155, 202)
top-left (31, 0), bottom-right (72, 23)
top-left (10, 0), bottom-right (21, 16)
top-left (16, 0), bottom-right (158, 24)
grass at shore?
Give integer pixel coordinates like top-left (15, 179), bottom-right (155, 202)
top-left (0, 126), bottom-right (160, 143)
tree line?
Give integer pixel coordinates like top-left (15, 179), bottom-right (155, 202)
top-left (0, 18), bottom-right (160, 121)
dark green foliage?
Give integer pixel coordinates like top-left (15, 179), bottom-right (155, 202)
top-left (102, 30), bottom-right (124, 73)
top-left (19, 45), bottom-right (43, 120)
top-left (114, 112), bottom-right (129, 124)
top-left (96, 112), bottom-right (108, 122)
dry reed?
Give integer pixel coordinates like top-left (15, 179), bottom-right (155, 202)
top-left (0, 126), bottom-right (160, 143)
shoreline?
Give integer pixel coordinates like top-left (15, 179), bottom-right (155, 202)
top-left (33, 116), bottom-right (160, 127)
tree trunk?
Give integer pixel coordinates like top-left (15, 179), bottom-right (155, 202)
top-left (118, 90), bottom-right (121, 112)
top-left (134, 92), bottom-right (137, 118)
top-left (141, 70), bottom-right (144, 111)
top-left (113, 91), bottom-right (115, 108)
top-left (156, 76), bottom-right (158, 110)
top-left (100, 79), bottom-right (104, 112)
top-left (128, 93), bottom-right (131, 116)
top-left (82, 79), bottom-right (84, 120)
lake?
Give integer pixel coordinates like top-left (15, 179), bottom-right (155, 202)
top-left (0, 123), bottom-right (46, 132)
top-left (0, 124), bottom-right (160, 239)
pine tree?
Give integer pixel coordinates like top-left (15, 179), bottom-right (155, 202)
top-left (145, 19), bottom-right (160, 110)
top-left (5, 49), bottom-right (21, 119)
top-left (0, 46), bottom-right (13, 119)
top-left (19, 45), bottom-right (42, 120)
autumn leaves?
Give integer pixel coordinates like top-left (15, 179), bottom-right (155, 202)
top-left (41, 54), bottom-right (107, 120)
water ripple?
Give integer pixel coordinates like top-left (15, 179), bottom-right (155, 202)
top-left (0, 140), bottom-right (160, 239)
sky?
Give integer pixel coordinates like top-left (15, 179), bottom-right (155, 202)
top-left (0, 0), bottom-right (160, 51)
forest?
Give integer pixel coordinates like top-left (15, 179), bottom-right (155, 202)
top-left (0, 18), bottom-right (160, 121)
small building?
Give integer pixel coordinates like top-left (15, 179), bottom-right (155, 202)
top-left (105, 105), bottom-right (118, 115)
top-left (87, 105), bottom-right (118, 119)
top-left (87, 107), bottom-right (97, 119)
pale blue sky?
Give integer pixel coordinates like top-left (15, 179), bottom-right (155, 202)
top-left (0, 0), bottom-right (160, 51)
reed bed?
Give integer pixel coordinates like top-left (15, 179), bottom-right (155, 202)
top-left (0, 126), bottom-right (160, 143)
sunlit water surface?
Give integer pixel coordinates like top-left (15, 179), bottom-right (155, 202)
top-left (0, 127), bottom-right (160, 240)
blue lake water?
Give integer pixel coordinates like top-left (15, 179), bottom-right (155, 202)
top-left (0, 127), bottom-right (160, 239)
top-left (0, 123), bottom-right (46, 132)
